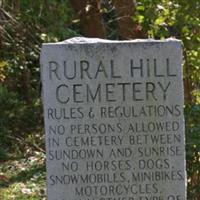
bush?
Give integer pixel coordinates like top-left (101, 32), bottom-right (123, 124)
top-left (0, 86), bottom-right (43, 155)
top-left (0, 86), bottom-right (20, 147)
top-left (185, 105), bottom-right (200, 199)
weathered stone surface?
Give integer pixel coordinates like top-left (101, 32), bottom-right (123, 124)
top-left (40, 37), bottom-right (186, 200)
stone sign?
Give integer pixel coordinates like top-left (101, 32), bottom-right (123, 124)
top-left (40, 37), bottom-right (186, 200)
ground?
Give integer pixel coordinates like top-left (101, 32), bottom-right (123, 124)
top-left (0, 151), bottom-right (46, 200)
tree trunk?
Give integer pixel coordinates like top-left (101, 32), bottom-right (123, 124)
top-left (112, 0), bottom-right (145, 39)
top-left (69, 0), bottom-right (106, 38)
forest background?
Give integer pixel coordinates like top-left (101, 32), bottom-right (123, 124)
top-left (0, 0), bottom-right (200, 199)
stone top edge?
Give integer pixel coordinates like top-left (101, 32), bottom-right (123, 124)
top-left (42, 37), bottom-right (182, 46)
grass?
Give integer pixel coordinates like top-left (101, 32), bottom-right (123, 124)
top-left (0, 151), bottom-right (46, 200)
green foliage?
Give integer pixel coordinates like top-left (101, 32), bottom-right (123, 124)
top-left (0, 148), bottom-right (8, 161)
top-left (185, 105), bottom-right (200, 199)
top-left (18, 0), bottom-right (77, 39)
top-left (0, 86), bottom-right (20, 145)
top-left (0, 0), bottom-right (78, 156)
top-left (0, 85), bottom-right (43, 156)
top-left (134, 0), bottom-right (200, 101)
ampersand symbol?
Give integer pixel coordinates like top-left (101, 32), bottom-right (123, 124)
top-left (88, 107), bottom-right (95, 118)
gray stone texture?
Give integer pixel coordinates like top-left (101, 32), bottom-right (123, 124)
top-left (40, 37), bottom-right (186, 200)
